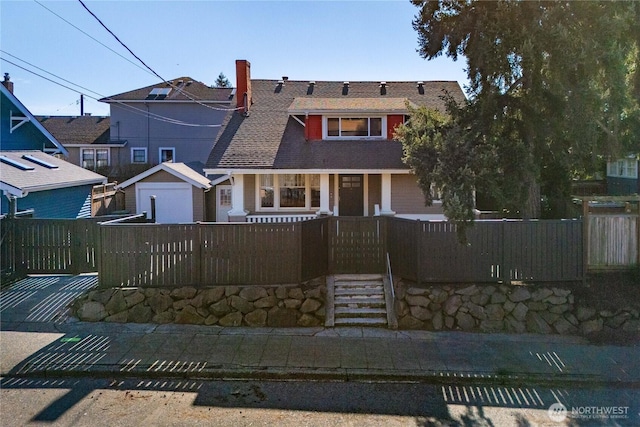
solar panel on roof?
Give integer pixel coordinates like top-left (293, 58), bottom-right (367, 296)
top-left (0, 156), bottom-right (35, 171)
top-left (22, 154), bottom-right (59, 169)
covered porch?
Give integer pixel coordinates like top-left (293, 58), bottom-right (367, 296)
top-left (210, 170), bottom-right (445, 222)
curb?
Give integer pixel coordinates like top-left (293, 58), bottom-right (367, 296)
top-left (5, 363), bottom-right (636, 389)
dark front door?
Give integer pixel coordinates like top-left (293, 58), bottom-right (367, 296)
top-left (339, 174), bottom-right (363, 216)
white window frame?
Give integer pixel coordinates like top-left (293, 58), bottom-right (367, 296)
top-left (322, 116), bottom-right (387, 140)
top-left (256, 174), bottom-right (321, 211)
top-left (159, 147), bottom-right (176, 163)
top-left (607, 158), bottom-right (638, 179)
top-left (81, 148), bottom-right (110, 171)
top-left (131, 147), bottom-right (148, 164)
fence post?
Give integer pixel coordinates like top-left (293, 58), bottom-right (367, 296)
top-left (297, 222), bottom-right (303, 284)
top-left (196, 223), bottom-right (203, 286)
top-left (416, 219), bottom-right (422, 286)
top-left (582, 200), bottom-right (589, 286)
top-left (501, 219), bottom-right (510, 285)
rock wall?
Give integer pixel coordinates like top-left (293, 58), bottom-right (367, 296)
top-left (73, 278), bottom-right (326, 328)
top-left (394, 280), bottom-right (640, 335)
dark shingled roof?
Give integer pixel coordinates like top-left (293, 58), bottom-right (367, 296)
top-left (206, 79), bottom-right (465, 170)
top-left (37, 116), bottom-right (111, 146)
top-left (101, 77), bottom-right (234, 103)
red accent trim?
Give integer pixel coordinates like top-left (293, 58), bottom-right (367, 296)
top-left (306, 115), bottom-right (322, 139)
top-left (387, 115), bottom-right (404, 140)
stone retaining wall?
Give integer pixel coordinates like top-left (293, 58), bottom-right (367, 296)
top-left (73, 278), bottom-right (326, 328)
top-left (394, 279), bottom-right (640, 335)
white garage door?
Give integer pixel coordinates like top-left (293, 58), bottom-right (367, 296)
top-left (135, 183), bottom-right (193, 223)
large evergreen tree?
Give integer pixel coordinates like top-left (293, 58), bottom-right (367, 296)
top-left (402, 0), bottom-right (640, 220)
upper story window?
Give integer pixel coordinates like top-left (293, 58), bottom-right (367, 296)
top-left (607, 158), bottom-right (638, 179)
top-left (160, 147), bottom-right (175, 163)
top-left (131, 147), bottom-right (147, 164)
top-left (325, 117), bottom-right (384, 139)
top-left (81, 148), bottom-right (109, 171)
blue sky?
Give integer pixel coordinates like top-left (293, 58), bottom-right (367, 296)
top-left (1, 0), bottom-right (469, 117)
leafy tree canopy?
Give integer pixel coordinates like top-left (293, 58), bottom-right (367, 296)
top-left (214, 72), bottom-right (231, 88)
top-left (403, 0), bottom-right (640, 221)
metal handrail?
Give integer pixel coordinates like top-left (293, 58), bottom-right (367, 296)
top-left (386, 252), bottom-right (395, 302)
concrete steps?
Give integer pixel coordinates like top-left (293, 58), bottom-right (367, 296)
top-left (332, 274), bottom-right (388, 327)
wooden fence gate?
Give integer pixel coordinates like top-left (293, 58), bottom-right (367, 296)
top-left (329, 217), bottom-right (386, 274)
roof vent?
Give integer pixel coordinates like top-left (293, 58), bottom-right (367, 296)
top-left (417, 81), bottom-right (425, 95)
top-left (282, 76), bottom-right (289, 82)
top-left (307, 81), bottom-right (315, 95)
top-left (380, 81), bottom-right (387, 95)
top-left (342, 81), bottom-right (349, 96)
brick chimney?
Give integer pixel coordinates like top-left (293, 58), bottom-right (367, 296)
top-left (2, 73), bottom-right (14, 93)
top-left (235, 60), bottom-right (252, 114)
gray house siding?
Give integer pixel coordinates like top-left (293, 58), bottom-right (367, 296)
top-left (367, 174), bottom-right (381, 216)
top-left (1, 184), bottom-right (94, 218)
top-left (391, 174), bottom-right (444, 215)
top-left (110, 103), bottom-right (227, 167)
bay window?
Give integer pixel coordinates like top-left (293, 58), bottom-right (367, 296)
top-left (258, 174), bottom-right (321, 210)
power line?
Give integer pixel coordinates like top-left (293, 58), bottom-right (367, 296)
top-left (33, 0), bottom-right (153, 77)
top-left (76, 0), bottom-right (242, 112)
top-left (1, 56), bottom-right (222, 128)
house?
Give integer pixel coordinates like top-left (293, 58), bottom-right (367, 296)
top-left (1, 75), bottom-right (67, 156)
top-left (203, 60), bottom-right (466, 222)
top-left (0, 150), bottom-right (106, 218)
top-left (606, 156), bottom-right (639, 195)
top-left (1, 75), bottom-right (106, 218)
top-left (97, 77), bottom-right (234, 180)
top-left (117, 162), bottom-right (212, 223)
top-left (37, 115), bottom-right (123, 176)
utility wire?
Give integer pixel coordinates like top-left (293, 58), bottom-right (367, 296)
top-left (77, 0), bottom-right (242, 112)
top-left (1, 56), bottom-right (222, 128)
top-left (33, 0), bottom-right (153, 77)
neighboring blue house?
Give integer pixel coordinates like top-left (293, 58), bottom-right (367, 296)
top-left (1, 75), bottom-right (106, 218)
top-left (607, 156), bottom-right (639, 196)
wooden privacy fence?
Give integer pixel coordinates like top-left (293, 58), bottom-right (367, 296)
top-left (329, 217), bottom-right (387, 274)
top-left (587, 214), bottom-right (640, 269)
top-left (0, 218), bottom-right (101, 275)
top-left (2, 216), bottom-right (586, 287)
top-left (99, 220), bottom-right (329, 288)
top-left (387, 218), bottom-right (584, 283)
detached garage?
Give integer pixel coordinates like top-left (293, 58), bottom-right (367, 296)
top-left (118, 162), bottom-right (212, 223)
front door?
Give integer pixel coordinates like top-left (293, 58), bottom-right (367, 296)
top-left (216, 185), bottom-right (232, 222)
top-left (339, 174), bottom-right (363, 216)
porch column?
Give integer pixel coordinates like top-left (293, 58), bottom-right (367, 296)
top-left (380, 173), bottom-right (395, 216)
top-left (316, 173), bottom-right (331, 216)
top-left (227, 173), bottom-right (247, 222)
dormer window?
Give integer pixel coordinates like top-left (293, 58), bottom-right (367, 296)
top-left (326, 117), bottom-right (383, 138)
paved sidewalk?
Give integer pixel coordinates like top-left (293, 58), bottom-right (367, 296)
top-left (1, 274), bottom-right (638, 386)
top-left (2, 320), bottom-right (638, 386)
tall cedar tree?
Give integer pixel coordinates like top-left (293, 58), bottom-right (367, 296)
top-left (403, 0), bottom-right (640, 221)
